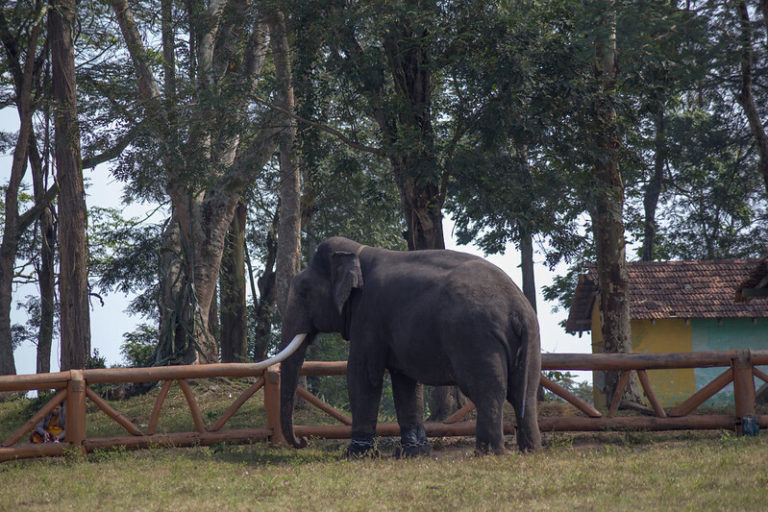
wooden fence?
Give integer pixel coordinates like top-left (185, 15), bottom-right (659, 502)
top-left (1, 349), bottom-right (767, 462)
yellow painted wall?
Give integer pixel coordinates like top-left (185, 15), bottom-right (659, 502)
top-left (632, 319), bottom-right (695, 407)
top-left (590, 302), bottom-right (696, 408)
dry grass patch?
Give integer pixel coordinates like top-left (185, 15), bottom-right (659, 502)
top-left (2, 387), bottom-right (768, 511)
top-left (1, 433), bottom-right (767, 511)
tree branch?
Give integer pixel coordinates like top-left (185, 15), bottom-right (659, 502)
top-left (18, 183), bottom-right (58, 236)
top-left (82, 125), bottom-right (141, 169)
top-left (251, 94), bottom-right (384, 157)
top-left (735, 2), bottom-right (768, 194)
top-left (106, 0), bottom-right (163, 109)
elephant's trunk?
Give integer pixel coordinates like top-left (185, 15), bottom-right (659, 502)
top-left (279, 331), bottom-right (312, 448)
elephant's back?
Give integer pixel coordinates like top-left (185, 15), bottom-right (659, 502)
top-left (440, 258), bottom-right (530, 315)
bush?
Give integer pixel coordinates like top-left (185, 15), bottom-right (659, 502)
top-left (121, 324), bottom-right (158, 367)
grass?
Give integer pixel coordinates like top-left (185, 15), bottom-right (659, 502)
top-left (1, 385), bottom-right (768, 511)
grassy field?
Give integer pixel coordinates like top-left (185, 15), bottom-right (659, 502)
top-left (1, 383), bottom-right (767, 511)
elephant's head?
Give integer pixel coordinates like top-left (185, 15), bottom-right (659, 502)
top-left (279, 237), bottom-right (364, 448)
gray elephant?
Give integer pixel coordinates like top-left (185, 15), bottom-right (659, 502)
top-left (279, 237), bottom-right (542, 455)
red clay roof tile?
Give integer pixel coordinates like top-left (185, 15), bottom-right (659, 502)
top-left (566, 260), bottom-right (768, 333)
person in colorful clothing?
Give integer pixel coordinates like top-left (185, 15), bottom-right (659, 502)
top-left (29, 403), bottom-right (66, 443)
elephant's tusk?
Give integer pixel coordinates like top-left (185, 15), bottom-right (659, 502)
top-left (246, 333), bottom-right (307, 370)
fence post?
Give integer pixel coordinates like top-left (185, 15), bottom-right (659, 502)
top-left (264, 364), bottom-right (287, 445)
top-left (732, 350), bottom-right (758, 435)
top-left (66, 370), bottom-right (87, 452)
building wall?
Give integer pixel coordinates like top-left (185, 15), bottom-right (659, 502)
top-left (632, 319), bottom-right (695, 408)
top-left (589, 302), bottom-right (768, 409)
top-left (691, 318), bottom-right (768, 407)
top-left (591, 316), bottom-right (696, 408)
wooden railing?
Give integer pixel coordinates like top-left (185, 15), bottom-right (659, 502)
top-left (1, 350), bottom-right (767, 462)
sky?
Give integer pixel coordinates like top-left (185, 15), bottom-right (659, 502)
top-left (1, 109), bottom-right (592, 381)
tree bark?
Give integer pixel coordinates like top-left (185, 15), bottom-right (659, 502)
top-left (51, 0), bottom-right (91, 371)
top-left (518, 145), bottom-right (537, 312)
top-left (520, 232), bottom-right (537, 313)
top-left (591, 1), bottom-right (642, 407)
top-left (220, 202), bottom-right (248, 362)
top-left (641, 98), bottom-right (665, 262)
top-left (735, 2), bottom-right (768, 197)
top-left (109, 0), bottom-right (278, 363)
top-left (0, 1), bottom-right (46, 375)
top-left (270, 10), bottom-right (302, 315)
top-left (0, 124), bottom-right (26, 375)
top-left (248, 215), bottom-right (278, 362)
top-left (30, 139), bottom-right (56, 375)
top-left (156, 215), bottom-right (193, 365)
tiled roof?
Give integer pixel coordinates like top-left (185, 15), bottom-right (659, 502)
top-left (565, 260), bottom-right (768, 333)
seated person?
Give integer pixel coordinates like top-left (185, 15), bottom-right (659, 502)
top-left (29, 403), bottom-right (66, 443)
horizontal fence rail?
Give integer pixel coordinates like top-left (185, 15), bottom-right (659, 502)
top-left (1, 350), bottom-right (767, 462)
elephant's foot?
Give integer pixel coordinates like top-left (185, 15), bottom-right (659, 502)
top-left (346, 437), bottom-right (380, 459)
top-left (474, 443), bottom-right (506, 456)
top-left (395, 442), bottom-right (431, 459)
top-left (474, 432), bottom-right (507, 455)
top-left (395, 425), bottom-right (431, 459)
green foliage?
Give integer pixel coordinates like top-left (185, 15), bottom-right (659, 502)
top-left (85, 348), bottom-right (108, 369)
top-left (88, 208), bottom-right (164, 319)
top-left (121, 324), bottom-right (158, 367)
top-left (542, 370), bottom-right (593, 403)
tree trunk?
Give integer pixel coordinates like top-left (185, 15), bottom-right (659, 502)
top-left (221, 202), bottom-right (248, 362)
top-left (36, 205), bottom-right (56, 374)
top-left (399, 177), bottom-right (446, 251)
top-left (517, 145), bottom-right (537, 312)
top-left (156, 216), bottom-right (193, 364)
top-left (641, 99), bottom-right (665, 262)
top-left (0, 110), bottom-right (28, 376)
top-left (735, 2), bottom-right (768, 197)
top-left (592, 1), bottom-right (642, 407)
top-left (51, 0), bottom-right (91, 371)
top-left (520, 232), bottom-right (537, 312)
top-left (31, 141), bottom-right (56, 375)
top-left (248, 215), bottom-right (278, 362)
top-left (0, 3), bottom-right (45, 375)
top-left (270, 10), bottom-right (303, 315)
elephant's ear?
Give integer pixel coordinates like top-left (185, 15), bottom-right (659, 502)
top-left (330, 251), bottom-right (364, 314)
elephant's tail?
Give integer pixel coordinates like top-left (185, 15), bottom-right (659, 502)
top-left (507, 310), bottom-right (538, 420)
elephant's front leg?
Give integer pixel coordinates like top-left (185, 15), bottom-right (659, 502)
top-left (346, 347), bottom-right (384, 457)
top-left (391, 372), bottom-right (430, 458)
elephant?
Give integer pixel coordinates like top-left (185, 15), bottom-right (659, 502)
top-left (279, 236), bottom-right (542, 456)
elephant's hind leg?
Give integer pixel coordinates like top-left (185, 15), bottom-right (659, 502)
top-left (347, 347), bottom-right (384, 457)
top-left (473, 391), bottom-right (507, 455)
top-left (455, 358), bottom-right (507, 455)
top-left (391, 372), bottom-right (430, 457)
top-left (508, 369), bottom-right (542, 452)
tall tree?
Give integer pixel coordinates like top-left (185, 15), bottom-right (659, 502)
top-left (0, 1), bottom-right (59, 375)
top-left (50, 0), bottom-right (90, 370)
top-left (106, 0), bottom-right (301, 363)
top-left (307, 0), bottom-right (474, 418)
top-left (220, 202), bottom-right (247, 362)
top-left (446, 0), bottom-right (583, 309)
top-left (270, 9), bottom-right (302, 315)
top-left (588, 0), bottom-right (642, 406)
top-left (734, 1), bottom-right (768, 197)
top-left (0, 2), bottom-right (44, 375)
